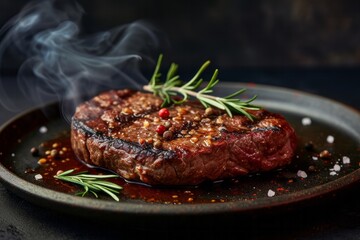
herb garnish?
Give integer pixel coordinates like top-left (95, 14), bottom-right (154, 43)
top-left (54, 169), bottom-right (122, 201)
top-left (143, 54), bottom-right (260, 120)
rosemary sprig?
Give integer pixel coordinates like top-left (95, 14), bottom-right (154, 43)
top-left (54, 169), bottom-right (122, 201)
top-left (143, 54), bottom-right (260, 120)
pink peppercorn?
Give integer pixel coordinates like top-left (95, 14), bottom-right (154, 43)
top-left (158, 108), bottom-right (170, 119)
top-left (156, 125), bottom-right (166, 135)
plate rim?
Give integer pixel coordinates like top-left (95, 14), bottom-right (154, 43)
top-left (1, 82), bottom-right (360, 217)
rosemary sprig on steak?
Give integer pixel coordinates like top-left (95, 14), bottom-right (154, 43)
top-left (143, 54), bottom-right (260, 120)
top-left (54, 169), bottom-right (122, 201)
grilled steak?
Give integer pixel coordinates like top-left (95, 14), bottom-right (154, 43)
top-left (71, 89), bottom-right (297, 185)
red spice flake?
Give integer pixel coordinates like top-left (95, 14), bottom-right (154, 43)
top-left (156, 125), bottom-right (166, 135)
top-left (277, 187), bottom-right (285, 192)
top-left (184, 190), bottom-right (194, 195)
top-left (38, 158), bottom-right (47, 165)
top-left (158, 108), bottom-right (170, 119)
top-left (319, 150), bottom-right (331, 159)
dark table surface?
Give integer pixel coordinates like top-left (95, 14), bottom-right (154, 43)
top-left (1, 69), bottom-right (360, 240)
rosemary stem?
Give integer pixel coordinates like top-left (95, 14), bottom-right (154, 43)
top-left (54, 169), bottom-right (122, 201)
top-left (143, 85), bottom-right (219, 101)
top-left (144, 54), bottom-right (260, 119)
top-left (143, 85), bottom-right (153, 92)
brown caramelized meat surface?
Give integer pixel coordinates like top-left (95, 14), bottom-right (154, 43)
top-left (71, 89), bottom-right (297, 185)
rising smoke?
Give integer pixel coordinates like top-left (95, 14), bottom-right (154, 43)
top-left (0, 0), bottom-right (164, 122)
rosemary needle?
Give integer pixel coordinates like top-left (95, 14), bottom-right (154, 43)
top-left (143, 54), bottom-right (260, 120)
top-left (54, 169), bottom-right (122, 201)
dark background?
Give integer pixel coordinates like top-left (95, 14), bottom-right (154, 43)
top-left (1, 0), bottom-right (359, 116)
top-left (1, 1), bottom-right (360, 239)
top-left (2, 0), bottom-right (360, 68)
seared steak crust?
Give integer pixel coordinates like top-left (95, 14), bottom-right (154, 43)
top-left (71, 89), bottom-right (297, 185)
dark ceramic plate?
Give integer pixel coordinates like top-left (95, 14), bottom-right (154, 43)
top-left (0, 83), bottom-right (360, 222)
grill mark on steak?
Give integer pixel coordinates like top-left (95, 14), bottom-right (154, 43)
top-left (252, 126), bottom-right (281, 132)
top-left (71, 89), bottom-right (297, 185)
top-left (73, 118), bottom-right (177, 160)
top-left (111, 137), bottom-right (176, 160)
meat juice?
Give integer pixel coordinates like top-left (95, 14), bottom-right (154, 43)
top-left (3, 113), bottom-right (360, 204)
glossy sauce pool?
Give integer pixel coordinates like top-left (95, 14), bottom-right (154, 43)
top-left (2, 110), bottom-right (360, 204)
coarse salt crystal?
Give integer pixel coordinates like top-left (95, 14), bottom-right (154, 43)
top-left (312, 156), bottom-right (318, 161)
top-left (301, 117), bottom-right (312, 126)
top-left (267, 189), bottom-right (276, 197)
top-left (326, 135), bottom-right (335, 144)
top-left (34, 174), bottom-right (43, 180)
top-left (333, 164), bottom-right (341, 172)
top-left (11, 153), bottom-right (15, 157)
top-left (297, 170), bottom-right (308, 178)
top-left (342, 156), bottom-right (351, 164)
top-left (330, 171), bottom-right (337, 176)
top-left (39, 126), bottom-right (48, 133)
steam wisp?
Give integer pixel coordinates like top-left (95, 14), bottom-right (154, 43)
top-left (0, 0), bottom-right (163, 122)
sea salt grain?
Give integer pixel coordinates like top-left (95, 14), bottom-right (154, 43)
top-left (326, 135), bottom-right (335, 144)
top-left (333, 164), bottom-right (341, 172)
top-left (301, 117), bottom-right (312, 126)
top-left (342, 156), bottom-right (351, 164)
top-left (267, 189), bottom-right (276, 197)
top-left (297, 170), bottom-right (308, 178)
top-left (34, 174), bottom-right (43, 180)
top-left (39, 126), bottom-right (48, 134)
top-left (312, 156), bottom-right (318, 161)
top-left (330, 171), bottom-right (337, 176)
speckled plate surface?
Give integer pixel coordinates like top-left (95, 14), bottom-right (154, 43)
top-left (0, 83), bottom-right (360, 222)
